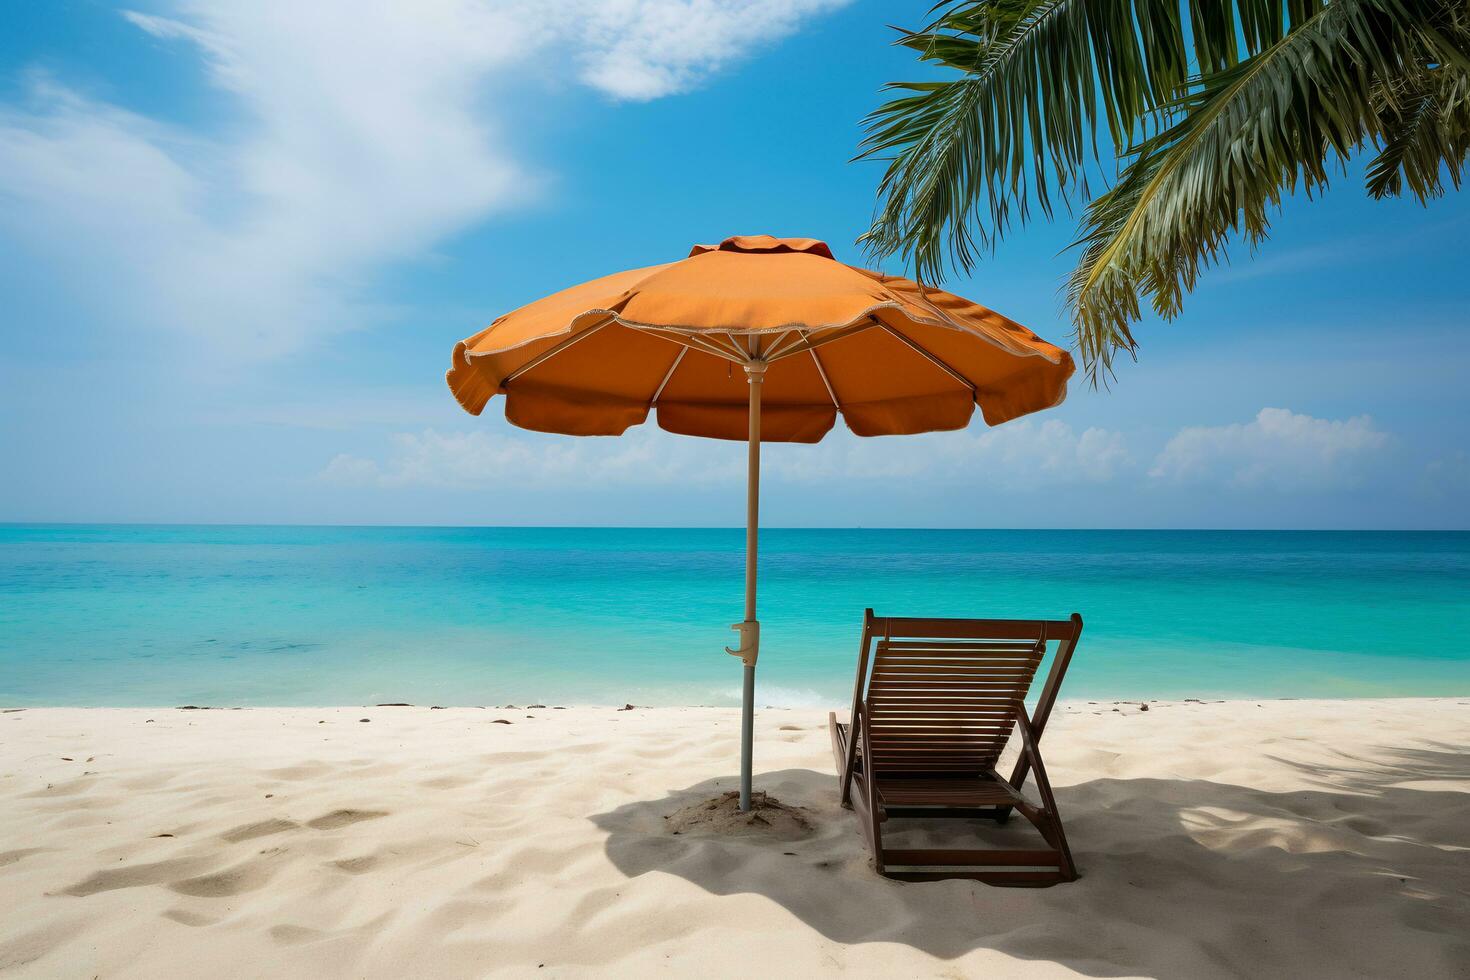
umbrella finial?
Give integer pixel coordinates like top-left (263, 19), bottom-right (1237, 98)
top-left (688, 235), bottom-right (835, 259)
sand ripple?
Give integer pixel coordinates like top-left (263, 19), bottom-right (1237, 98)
top-left (1, 701), bottom-right (1467, 977)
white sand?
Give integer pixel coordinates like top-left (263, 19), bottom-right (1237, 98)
top-left (2, 699), bottom-right (1468, 978)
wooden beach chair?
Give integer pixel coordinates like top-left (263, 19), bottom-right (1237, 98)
top-left (829, 611), bottom-right (1083, 885)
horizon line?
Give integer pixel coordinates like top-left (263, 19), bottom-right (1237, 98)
top-left (2, 522), bottom-right (1468, 533)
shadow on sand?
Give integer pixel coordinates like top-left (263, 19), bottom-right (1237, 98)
top-left (590, 745), bottom-right (1470, 977)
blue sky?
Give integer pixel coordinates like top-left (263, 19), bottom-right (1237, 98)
top-left (1, 0), bottom-right (1467, 529)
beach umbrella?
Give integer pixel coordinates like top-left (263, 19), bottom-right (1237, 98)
top-left (447, 235), bottom-right (1073, 810)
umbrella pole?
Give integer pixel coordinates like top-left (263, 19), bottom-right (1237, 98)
top-left (728, 358), bottom-right (766, 811)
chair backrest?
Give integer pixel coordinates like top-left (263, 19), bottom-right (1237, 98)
top-left (853, 614), bottom-right (1082, 777)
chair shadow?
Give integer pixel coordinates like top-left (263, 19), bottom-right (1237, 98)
top-left (590, 746), bottom-right (1470, 977)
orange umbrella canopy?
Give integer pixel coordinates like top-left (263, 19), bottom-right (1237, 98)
top-left (447, 235), bottom-right (1073, 441)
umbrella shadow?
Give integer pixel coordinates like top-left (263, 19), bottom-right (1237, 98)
top-left (589, 748), bottom-right (1470, 976)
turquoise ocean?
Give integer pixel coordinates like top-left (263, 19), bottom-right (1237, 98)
top-left (1, 525), bottom-right (1467, 707)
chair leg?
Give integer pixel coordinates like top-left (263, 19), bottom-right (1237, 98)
top-left (849, 773), bottom-right (885, 875)
top-left (1051, 814), bottom-right (1076, 881)
top-left (829, 713), bottom-right (855, 808)
top-left (1013, 712), bottom-right (1076, 881)
top-left (1026, 754), bottom-right (1075, 880)
top-left (831, 713), bottom-right (883, 867)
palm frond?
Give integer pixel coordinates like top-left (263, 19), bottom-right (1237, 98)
top-left (1366, 70), bottom-right (1470, 198)
top-left (1366, 5), bottom-right (1470, 199)
top-left (858, 0), bottom-right (1318, 282)
top-left (1065, 0), bottom-right (1452, 382)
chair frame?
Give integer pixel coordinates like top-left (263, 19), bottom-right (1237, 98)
top-left (829, 610), bottom-right (1084, 885)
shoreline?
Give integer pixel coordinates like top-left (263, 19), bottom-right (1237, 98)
top-left (3, 699), bottom-right (1468, 976)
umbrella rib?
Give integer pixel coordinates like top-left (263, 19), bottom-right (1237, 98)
top-left (762, 330), bottom-right (798, 360)
top-left (712, 333), bottom-right (754, 361)
top-left (688, 334), bottom-right (747, 362)
top-left (876, 323), bottom-right (975, 393)
top-left (649, 346), bottom-right (687, 406)
top-left (638, 327), bottom-right (746, 364)
top-left (501, 318), bottom-right (612, 386)
top-left (766, 320), bottom-right (878, 362)
top-left (809, 346), bottom-right (839, 408)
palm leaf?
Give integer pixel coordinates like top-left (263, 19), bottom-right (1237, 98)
top-left (1066, 0), bottom-right (1442, 380)
top-left (1365, 5), bottom-right (1470, 199)
top-left (862, 0), bottom-right (1469, 383)
top-left (859, 0), bottom-right (1317, 282)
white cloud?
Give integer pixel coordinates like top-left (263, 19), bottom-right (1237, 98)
top-left (319, 453), bottom-right (385, 486)
top-left (766, 419), bottom-right (1131, 487)
top-left (324, 417), bottom-right (1131, 492)
top-left (1149, 408), bottom-right (1390, 490)
top-left (320, 426), bottom-right (743, 490)
top-left (574, 0), bottom-right (849, 100)
top-left (0, 1), bottom-right (846, 357)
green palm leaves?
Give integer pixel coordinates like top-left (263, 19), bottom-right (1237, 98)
top-left (860, 0), bottom-right (1470, 382)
